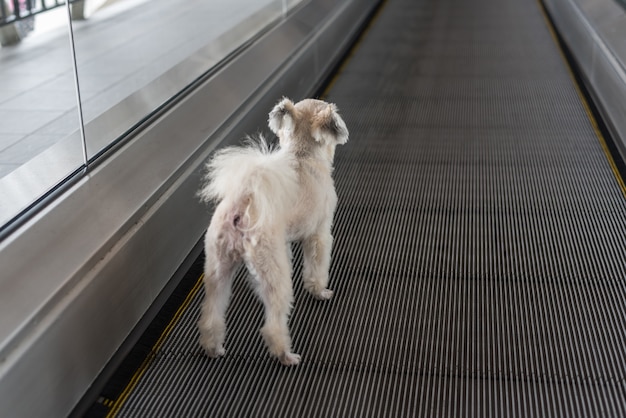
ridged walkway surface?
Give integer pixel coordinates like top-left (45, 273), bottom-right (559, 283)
top-left (109, 0), bottom-right (626, 416)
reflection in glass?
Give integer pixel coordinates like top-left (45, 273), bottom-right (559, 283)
top-left (71, 0), bottom-right (292, 160)
top-left (0, 5), bottom-right (83, 226)
top-left (0, 0), bottom-right (299, 230)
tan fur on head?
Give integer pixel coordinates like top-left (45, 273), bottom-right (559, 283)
top-left (269, 98), bottom-right (349, 152)
top-left (198, 97), bottom-right (348, 366)
top-left (311, 102), bottom-right (349, 145)
top-left (268, 97), bottom-right (297, 136)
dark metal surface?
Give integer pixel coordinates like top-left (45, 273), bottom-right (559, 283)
top-left (112, 0), bottom-right (626, 416)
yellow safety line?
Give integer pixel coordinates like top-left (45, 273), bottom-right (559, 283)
top-left (321, 0), bottom-right (388, 99)
top-left (537, 0), bottom-right (626, 198)
top-left (106, 274), bottom-right (205, 418)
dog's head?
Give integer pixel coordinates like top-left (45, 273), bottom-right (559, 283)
top-left (268, 97), bottom-right (348, 161)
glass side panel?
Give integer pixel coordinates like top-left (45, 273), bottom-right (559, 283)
top-left (0, 0), bottom-right (300, 231)
top-left (0, 5), bottom-right (83, 226)
top-left (71, 0), bottom-right (285, 160)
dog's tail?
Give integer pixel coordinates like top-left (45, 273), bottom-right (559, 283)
top-left (198, 137), bottom-right (298, 231)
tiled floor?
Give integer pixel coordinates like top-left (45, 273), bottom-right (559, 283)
top-left (0, 0), bottom-right (278, 178)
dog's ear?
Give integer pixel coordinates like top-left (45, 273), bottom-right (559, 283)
top-left (268, 97), bottom-right (297, 135)
top-left (312, 103), bottom-right (349, 145)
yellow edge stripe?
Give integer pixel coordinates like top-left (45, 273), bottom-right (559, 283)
top-left (321, 0), bottom-right (388, 99)
top-left (537, 0), bottom-right (626, 199)
top-left (106, 274), bottom-right (205, 418)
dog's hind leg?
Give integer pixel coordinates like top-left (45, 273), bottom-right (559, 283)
top-left (198, 229), bottom-right (239, 358)
top-left (302, 229), bottom-right (334, 300)
top-left (245, 235), bottom-right (300, 366)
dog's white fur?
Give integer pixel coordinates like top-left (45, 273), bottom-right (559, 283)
top-left (197, 97), bottom-right (348, 365)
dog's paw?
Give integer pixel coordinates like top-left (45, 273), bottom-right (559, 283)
top-left (304, 282), bottom-right (334, 300)
top-left (316, 288), bottom-right (334, 300)
top-left (309, 287), bottom-right (333, 300)
top-left (203, 344), bottom-right (226, 358)
top-left (200, 335), bottom-right (226, 358)
top-left (279, 351), bottom-right (301, 366)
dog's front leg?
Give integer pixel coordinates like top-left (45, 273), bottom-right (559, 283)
top-left (245, 237), bottom-right (301, 366)
top-left (302, 229), bottom-right (334, 300)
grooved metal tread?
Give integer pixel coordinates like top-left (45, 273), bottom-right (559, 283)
top-left (111, 0), bottom-right (626, 416)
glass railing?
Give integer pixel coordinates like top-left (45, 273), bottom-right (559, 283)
top-left (0, 0), bottom-right (301, 233)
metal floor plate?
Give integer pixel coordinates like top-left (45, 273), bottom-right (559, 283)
top-left (111, 0), bottom-right (626, 416)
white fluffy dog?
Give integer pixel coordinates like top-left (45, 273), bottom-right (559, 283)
top-left (197, 97), bottom-right (348, 365)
